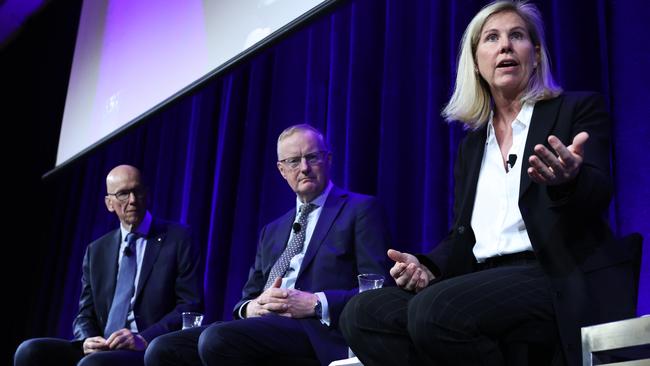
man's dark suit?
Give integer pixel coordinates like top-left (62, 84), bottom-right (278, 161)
top-left (341, 92), bottom-right (639, 366)
top-left (15, 218), bottom-right (203, 366)
top-left (233, 185), bottom-right (393, 362)
top-left (146, 186), bottom-right (392, 365)
top-left (75, 218), bottom-right (203, 342)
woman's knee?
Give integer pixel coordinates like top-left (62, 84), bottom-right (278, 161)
top-left (339, 292), bottom-right (366, 340)
top-left (343, 287), bottom-right (413, 340)
top-left (407, 283), bottom-right (477, 348)
top-left (340, 288), bottom-right (395, 336)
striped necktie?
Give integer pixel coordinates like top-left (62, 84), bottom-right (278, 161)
top-left (264, 203), bottom-right (316, 289)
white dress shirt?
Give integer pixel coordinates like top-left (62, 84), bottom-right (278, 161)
top-left (471, 102), bottom-right (535, 262)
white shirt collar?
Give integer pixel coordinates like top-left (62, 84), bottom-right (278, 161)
top-left (486, 102), bottom-right (535, 142)
top-left (295, 181), bottom-right (333, 211)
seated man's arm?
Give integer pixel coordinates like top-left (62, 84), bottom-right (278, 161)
top-left (73, 245), bottom-right (103, 341)
top-left (73, 244), bottom-right (114, 354)
top-left (233, 225), bottom-right (272, 319)
top-left (322, 197), bottom-right (393, 328)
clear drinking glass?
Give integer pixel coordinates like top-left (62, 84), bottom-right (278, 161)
top-left (357, 273), bottom-right (385, 293)
top-left (181, 312), bottom-right (204, 329)
top-left (350, 273), bottom-right (385, 358)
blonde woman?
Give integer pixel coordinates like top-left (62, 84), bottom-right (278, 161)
top-left (340, 2), bottom-right (636, 365)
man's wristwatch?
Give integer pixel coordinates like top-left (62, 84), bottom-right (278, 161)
top-left (314, 299), bottom-right (322, 319)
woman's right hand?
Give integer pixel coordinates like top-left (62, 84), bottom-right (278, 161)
top-left (387, 249), bottom-right (435, 292)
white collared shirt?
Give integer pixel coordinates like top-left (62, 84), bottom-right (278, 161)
top-left (117, 210), bottom-right (152, 333)
top-left (471, 103), bottom-right (535, 262)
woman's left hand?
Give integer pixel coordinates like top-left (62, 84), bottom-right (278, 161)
top-left (527, 132), bottom-right (589, 185)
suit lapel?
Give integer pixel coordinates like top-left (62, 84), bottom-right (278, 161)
top-left (297, 187), bottom-right (346, 278)
top-left (264, 210), bottom-right (295, 276)
top-left (101, 229), bottom-right (122, 314)
top-left (134, 219), bottom-right (164, 300)
top-left (457, 129), bottom-right (488, 224)
top-left (519, 97), bottom-right (562, 198)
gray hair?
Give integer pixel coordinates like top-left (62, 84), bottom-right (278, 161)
top-left (442, 0), bottom-right (562, 129)
top-left (277, 124), bottom-right (329, 158)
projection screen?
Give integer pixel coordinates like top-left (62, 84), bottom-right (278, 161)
top-left (54, 0), bottom-right (332, 171)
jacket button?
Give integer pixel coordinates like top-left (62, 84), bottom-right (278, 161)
top-left (457, 226), bottom-right (466, 234)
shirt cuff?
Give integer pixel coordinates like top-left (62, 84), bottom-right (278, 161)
top-left (238, 300), bottom-right (253, 319)
top-left (315, 292), bottom-right (330, 326)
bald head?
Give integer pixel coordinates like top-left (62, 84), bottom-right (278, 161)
top-left (106, 165), bottom-right (142, 192)
top-left (105, 165), bottom-right (147, 230)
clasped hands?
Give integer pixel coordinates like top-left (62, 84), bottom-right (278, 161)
top-left (527, 132), bottom-right (588, 185)
top-left (245, 277), bottom-right (318, 318)
top-left (82, 329), bottom-right (147, 354)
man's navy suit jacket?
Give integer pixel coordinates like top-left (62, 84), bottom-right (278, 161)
top-left (233, 186), bottom-right (393, 363)
top-left (73, 218), bottom-right (203, 343)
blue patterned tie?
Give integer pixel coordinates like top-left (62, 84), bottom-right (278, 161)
top-left (104, 232), bottom-right (138, 337)
top-left (264, 203), bottom-right (316, 289)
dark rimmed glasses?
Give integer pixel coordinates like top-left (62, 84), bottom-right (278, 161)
top-left (278, 151), bottom-right (329, 170)
top-left (107, 188), bottom-right (147, 202)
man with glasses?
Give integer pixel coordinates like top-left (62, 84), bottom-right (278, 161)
top-left (15, 165), bottom-right (203, 366)
top-left (145, 124), bottom-right (392, 365)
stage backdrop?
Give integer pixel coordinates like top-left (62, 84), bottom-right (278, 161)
top-left (28, 0), bottom-right (650, 340)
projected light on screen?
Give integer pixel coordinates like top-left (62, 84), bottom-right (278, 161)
top-left (56, 0), bottom-right (327, 168)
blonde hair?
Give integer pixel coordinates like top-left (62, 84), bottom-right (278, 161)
top-left (442, 0), bottom-right (562, 129)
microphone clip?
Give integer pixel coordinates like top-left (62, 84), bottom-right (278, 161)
top-left (507, 154), bottom-right (517, 172)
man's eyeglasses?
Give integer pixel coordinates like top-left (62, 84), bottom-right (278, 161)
top-left (107, 188), bottom-right (146, 202)
top-left (278, 151), bottom-right (329, 170)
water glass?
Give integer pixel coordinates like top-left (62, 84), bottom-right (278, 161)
top-left (182, 312), bottom-right (204, 329)
top-left (358, 273), bottom-right (385, 293)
